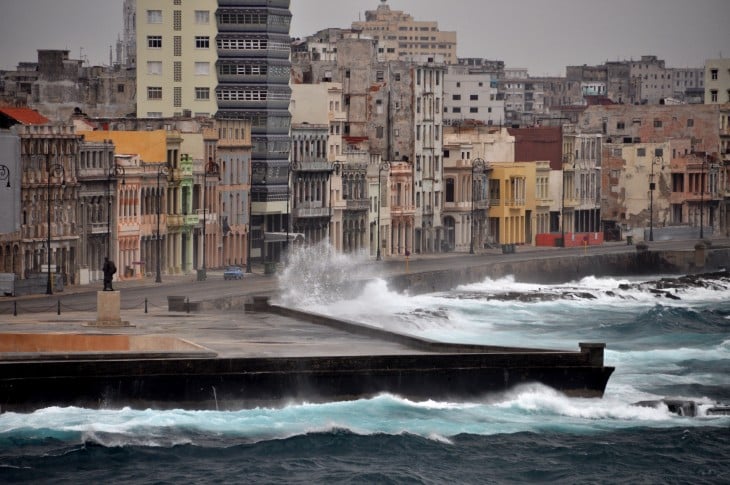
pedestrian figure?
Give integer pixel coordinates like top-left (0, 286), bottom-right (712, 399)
top-left (103, 257), bottom-right (117, 291)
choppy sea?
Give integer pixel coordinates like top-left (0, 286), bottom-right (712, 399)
top-left (2, 249), bottom-right (729, 483)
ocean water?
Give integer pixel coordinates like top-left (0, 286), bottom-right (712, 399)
top-left (2, 247), bottom-right (729, 484)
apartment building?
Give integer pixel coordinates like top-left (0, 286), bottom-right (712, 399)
top-left (134, 0), bottom-right (218, 118)
top-left (351, 0), bottom-right (457, 64)
top-left (444, 62), bottom-right (504, 126)
top-left (705, 58), bottom-right (730, 105)
top-left (0, 112), bottom-right (81, 290)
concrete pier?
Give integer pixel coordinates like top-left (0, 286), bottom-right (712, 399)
top-left (0, 296), bottom-right (613, 412)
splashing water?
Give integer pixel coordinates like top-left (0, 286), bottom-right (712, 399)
top-left (2, 249), bottom-right (729, 482)
top-left (277, 240), bottom-right (377, 307)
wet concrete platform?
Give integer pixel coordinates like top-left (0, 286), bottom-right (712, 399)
top-left (0, 297), bottom-right (613, 412)
top-left (0, 305), bottom-right (431, 359)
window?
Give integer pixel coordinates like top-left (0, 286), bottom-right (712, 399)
top-left (470, 107), bottom-right (478, 113)
top-left (637, 147), bottom-right (646, 157)
top-left (173, 10), bottom-right (181, 30)
top-left (117, 84), bottom-right (125, 93)
top-left (174, 36), bottom-right (181, 56)
top-left (195, 10), bottom-right (210, 24)
top-left (195, 36), bottom-right (210, 49)
top-left (173, 61), bottom-right (182, 82)
top-left (653, 119), bottom-right (662, 128)
top-left (470, 94), bottom-right (478, 101)
top-left (147, 112), bottom-right (162, 118)
top-left (616, 121), bottom-right (625, 130)
top-left (654, 148), bottom-right (663, 157)
top-left (147, 10), bottom-right (162, 23)
top-left (711, 90), bottom-right (718, 102)
top-left (174, 86), bottom-right (182, 107)
top-left (147, 87), bottom-right (162, 100)
top-left (452, 94), bottom-right (461, 100)
top-left (711, 69), bottom-right (718, 80)
top-left (195, 62), bottom-right (210, 75)
top-left (147, 36), bottom-right (162, 48)
top-left (376, 71), bottom-right (384, 82)
top-left (687, 118), bottom-right (694, 127)
top-left (195, 87), bottom-right (210, 100)
top-left (147, 61), bottom-right (162, 75)
top-left (452, 107), bottom-right (461, 113)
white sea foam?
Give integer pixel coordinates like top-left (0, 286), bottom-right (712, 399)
top-left (4, 255), bottom-right (727, 444)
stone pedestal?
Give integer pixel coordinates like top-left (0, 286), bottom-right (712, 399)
top-left (88, 291), bottom-right (131, 327)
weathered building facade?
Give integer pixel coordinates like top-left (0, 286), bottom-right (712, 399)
top-left (0, 50), bottom-right (135, 120)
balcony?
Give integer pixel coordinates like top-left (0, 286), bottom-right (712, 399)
top-left (293, 207), bottom-right (330, 218)
top-left (391, 205), bottom-right (416, 217)
top-left (216, 91), bottom-right (291, 110)
top-left (216, 40), bottom-right (291, 60)
top-left (167, 215), bottom-right (185, 227)
top-left (474, 199), bottom-right (490, 210)
top-left (218, 0), bottom-right (290, 8)
top-left (216, 9), bottom-right (292, 35)
top-left (89, 222), bottom-right (107, 234)
top-left (345, 199), bottom-right (369, 211)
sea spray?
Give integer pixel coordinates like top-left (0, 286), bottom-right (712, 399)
top-left (277, 240), bottom-right (376, 308)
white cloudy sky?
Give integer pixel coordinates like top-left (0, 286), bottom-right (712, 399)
top-left (0, 0), bottom-right (728, 75)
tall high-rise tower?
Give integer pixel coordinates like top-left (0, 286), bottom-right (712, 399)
top-left (214, 0), bottom-right (292, 262)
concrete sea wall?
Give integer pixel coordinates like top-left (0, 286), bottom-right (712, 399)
top-left (387, 246), bottom-right (730, 296)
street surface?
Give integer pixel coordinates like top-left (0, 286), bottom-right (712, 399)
top-left (0, 238), bottom-right (723, 316)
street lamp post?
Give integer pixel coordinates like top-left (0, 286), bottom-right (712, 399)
top-left (106, 163), bottom-right (126, 260)
top-left (199, 159), bottom-right (220, 281)
top-left (648, 155), bottom-right (662, 242)
top-left (560, 154), bottom-right (572, 247)
top-left (376, 161), bottom-right (390, 261)
top-left (155, 165), bottom-right (169, 283)
top-left (699, 153), bottom-right (714, 239)
top-left (470, 158), bottom-right (486, 254)
top-left (46, 159), bottom-right (65, 295)
top-left (328, 161), bottom-right (341, 247)
top-left (246, 182), bottom-right (253, 274)
top-left (286, 162), bottom-right (297, 255)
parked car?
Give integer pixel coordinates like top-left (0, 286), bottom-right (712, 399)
top-left (223, 266), bottom-right (244, 280)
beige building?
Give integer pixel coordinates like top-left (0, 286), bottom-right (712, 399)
top-left (705, 58), bottom-right (730, 105)
top-left (135, 0), bottom-right (218, 118)
top-left (442, 126), bottom-right (515, 251)
top-left (351, 0), bottom-right (457, 64)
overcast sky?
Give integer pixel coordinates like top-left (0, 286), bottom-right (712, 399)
top-left (1, 0), bottom-right (728, 75)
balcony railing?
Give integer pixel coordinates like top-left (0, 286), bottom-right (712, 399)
top-left (293, 207), bottom-right (330, 218)
top-left (346, 199), bottom-right (369, 211)
top-left (90, 222), bottom-right (107, 234)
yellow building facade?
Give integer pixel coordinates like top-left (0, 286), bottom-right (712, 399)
top-left (488, 162), bottom-right (537, 245)
top-left (135, 0), bottom-right (218, 118)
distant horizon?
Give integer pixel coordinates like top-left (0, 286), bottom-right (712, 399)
top-left (1, 0), bottom-right (728, 76)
